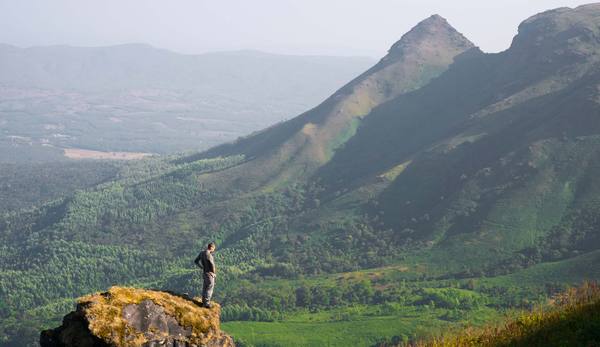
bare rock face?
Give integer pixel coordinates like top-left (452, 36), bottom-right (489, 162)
top-left (40, 286), bottom-right (235, 347)
top-left (122, 299), bottom-right (192, 343)
top-left (511, 4), bottom-right (600, 62)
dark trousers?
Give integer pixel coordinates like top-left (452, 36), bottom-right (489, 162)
top-left (202, 272), bottom-right (215, 304)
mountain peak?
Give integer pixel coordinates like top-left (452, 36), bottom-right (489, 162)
top-left (511, 4), bottom-right (600, 57)
top-left (421, 14), bottom-right (447, 25)
top-left (388, 14), bottom-right (474, 57)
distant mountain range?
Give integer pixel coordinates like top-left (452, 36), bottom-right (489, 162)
top-left (0, 43), bottom-right (373, 162)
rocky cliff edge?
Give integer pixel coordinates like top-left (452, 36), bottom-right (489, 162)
top-left (40, 286), bottom-right (235, 347)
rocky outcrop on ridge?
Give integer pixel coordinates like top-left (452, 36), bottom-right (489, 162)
top-left (40, 286), bottom-right (234, 347)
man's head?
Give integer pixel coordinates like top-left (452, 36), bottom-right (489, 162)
top-left (207, 242), bottom-right (216, 253)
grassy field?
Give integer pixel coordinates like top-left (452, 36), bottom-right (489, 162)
top-left (219, 249), bottom-right (600, 347)
top-left (222, 304), bottom-right (501, 346)
top-left (223, 312), bottom-right (444, 347)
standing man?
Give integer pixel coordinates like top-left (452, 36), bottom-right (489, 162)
top-left (194, 242), bottom-right (217, 308)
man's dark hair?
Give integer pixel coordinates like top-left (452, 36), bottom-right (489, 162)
top-left (207, 242), bottom-right (216, 249)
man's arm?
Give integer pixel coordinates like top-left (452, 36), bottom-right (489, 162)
top-left (194, 252), bottom-right (204, 269)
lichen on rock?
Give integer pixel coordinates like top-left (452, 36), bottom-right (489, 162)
top-left (40, 286), bottom-right (235, 347)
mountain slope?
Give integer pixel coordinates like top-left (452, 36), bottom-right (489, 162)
top-left (318, 4), bottom-right (600, 190)
top-left (189, 15), bottom-right (475, 190)
top-left (316, 3), bottom-right (600, 267)
top-left (183, 4), bottom-right (600, 271)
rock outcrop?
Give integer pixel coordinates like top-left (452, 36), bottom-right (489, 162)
top-left (40, 286), bottom-right (235, 347)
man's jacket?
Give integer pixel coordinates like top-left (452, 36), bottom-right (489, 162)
top-left (194, 250), bottom-right (216, 273)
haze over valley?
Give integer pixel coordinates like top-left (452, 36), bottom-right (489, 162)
top-left (0, 43), bottom-right (372, 162)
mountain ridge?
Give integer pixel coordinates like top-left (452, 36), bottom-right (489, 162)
top-left (190, 14), bottom-right (475, 191)
top-left (0, 42), bottom-right (373, 91)
top-left (315, 3), bottom-right (600, 192)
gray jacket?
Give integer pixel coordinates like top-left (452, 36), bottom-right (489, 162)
top-left (194, 249), bottom-right (216, 273)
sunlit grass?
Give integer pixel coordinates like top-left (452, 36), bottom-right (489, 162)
top-left (410, 281), bottom-right (600, 347)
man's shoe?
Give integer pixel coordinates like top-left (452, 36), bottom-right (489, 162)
top-left (203, 303), bottom-right (212, 309)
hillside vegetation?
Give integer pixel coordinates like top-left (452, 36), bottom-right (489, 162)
top-left (373, 282), bottom-right (600, 347)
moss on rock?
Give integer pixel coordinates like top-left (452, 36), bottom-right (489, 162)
top-left (41, 286), bottom-right (234, 347)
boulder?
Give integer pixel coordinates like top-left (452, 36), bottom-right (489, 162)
top-left (40, 286), bottom-right (235, 347)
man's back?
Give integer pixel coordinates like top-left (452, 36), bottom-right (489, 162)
top-left (195, 249), bottom-right (215, 273)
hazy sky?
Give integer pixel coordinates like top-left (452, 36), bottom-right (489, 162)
top-left (0, 0), bottom-right (594, 57)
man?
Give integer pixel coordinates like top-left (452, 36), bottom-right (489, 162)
top-left (194, 242), bottom-right (217, 308)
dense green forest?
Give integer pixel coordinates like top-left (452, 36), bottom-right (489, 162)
top-left (0, 150), bottom-right (597, 346)
top-left (0, 161), bottom-right (121, 212)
